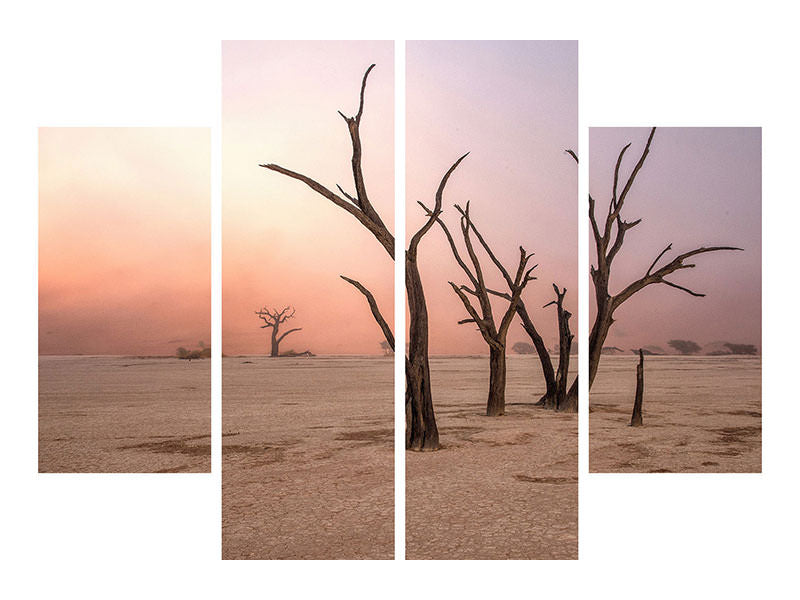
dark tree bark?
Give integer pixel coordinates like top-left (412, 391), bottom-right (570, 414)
top-left (487, 345), bottom-right (507, 416)
top-left (544, 284), bottom-right (574, 412)
top-left (255, 306), bottom-right (302, 357)
top-left (515, 301), bottom-right (557, 405)
top-left (631, 349), bottom-right (644, 426)
top-left (340, 275), bottom-right (394, 351)
top-left (421, 201), bottom-right (536, 417)
top-left (486, 278), bottom-right (577, 412)
top-left (406, 154), bottom-right (468, 449)
top-left (581, 128), bottom-right (742, 391)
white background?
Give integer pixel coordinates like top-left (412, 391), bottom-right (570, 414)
top-left (1, 1), bottom-right (797, 598)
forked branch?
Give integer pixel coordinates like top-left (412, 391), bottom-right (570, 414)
top-left (260, 64), bottom-right (394, 258)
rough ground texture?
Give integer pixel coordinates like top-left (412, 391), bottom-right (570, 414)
top-left (222, 356), bottom-right (394, 560)
top-left (590, 356), bottom-right (761, 473)
top-left (406, 356), bottom-right (578, 560)
top-left (39, 356), bottom-right (211, 473)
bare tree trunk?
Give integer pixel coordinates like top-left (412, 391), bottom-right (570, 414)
top-left (631, 349), bottom-right (644, 426)
top-left (406, 254), bottom-right (439, 450)
top-left (270, 328), bottom-right (279, 357)
top-left (559, 377), bottom-right (578, 413)
top-left (487, 345), bottom-right (507, 416)
top-left (516, 302), bottom-right (557, 406)
top-left (555, 338), bottom-right (570, 411)
top-left (589, 273), bottom-right (614, 389)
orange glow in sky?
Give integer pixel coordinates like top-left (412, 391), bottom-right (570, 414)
top-left (39, 128), bottom-right (210, 355)
top-left (223, 41), bottom-right (394, 356)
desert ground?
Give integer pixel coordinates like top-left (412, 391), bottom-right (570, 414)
top-left (222, 355), bottom-right (394, 560)
top-left (39, 356), bottom-right (211, 473)
top-left (406, 355), bottom-right (578, 560)
top-left (590, 355), bottom-right (761, 473)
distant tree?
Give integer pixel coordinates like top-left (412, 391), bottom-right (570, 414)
top-left (176, 344), bottom-right (208, 360)
top-left (724, 343), bottom-right (758, 355)
top-left (380, 340), bottom-right (393, 356)
top-left (255, 306), bottom-right (302, 357)
top-left (512, 341), bottom-right (535, 355)
top-left (583, 128), bottom-right (741, 390)
top-left (667, 339), bottom-right (702, 355)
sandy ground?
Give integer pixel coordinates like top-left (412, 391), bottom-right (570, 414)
top-left (406, 355), bottom-right (578, 560)
top-left (222, 355), bottom-right (394, 560)
top-left (39, 356), bottom-right (211, 473)
top-left (590, 355), bottom-right (761, 473)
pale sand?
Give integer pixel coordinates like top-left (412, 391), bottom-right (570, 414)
top-left (406, 356), bottom-right (578, 560)
top-left (38, 356), bottom-right (211, 473)
top-left (222, 356), bottom-right (394, 560)
top-left (590, 355), bottom-right (761, 473)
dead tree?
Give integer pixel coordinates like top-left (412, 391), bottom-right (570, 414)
top-left (515, 302), bottom-right (556, 404)
top-left (630, 349), bottom-right (644, 426)
top-left (422, 201), bottom-right (536, 417)
top-left (584, 127), bottom-right (742, 389)
top-left (453, 202), bottom-right (578, 412)
top-left (543, 284), bottom-right (575, 411)
top-left (255, 306), bottom-right (301, 357)
top-left (261, 63), bottom-right (462, 450)
top-left (406, 155), bottom-right (468, 447)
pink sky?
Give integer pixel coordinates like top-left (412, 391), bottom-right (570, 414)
top-left (589, 127), bottom-right (761, 351)
top-left (39, 128), bottom-right (210, 355)
top-left (407, 41), bottom-right (578, 355)
top-left (222, 41), bottom-right (394, 355)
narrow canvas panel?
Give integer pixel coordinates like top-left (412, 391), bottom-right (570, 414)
top-left (587, 127), bottom-right (761, 473)
top-left (38, 127), bottom-right (211, 473)
top-left (405, 41), bottom-right (579, 559)
top-left (221, 41), bottom-right (395, 559)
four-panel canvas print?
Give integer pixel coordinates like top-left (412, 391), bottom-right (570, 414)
top-left (36, 42), bottom-right (761, 559)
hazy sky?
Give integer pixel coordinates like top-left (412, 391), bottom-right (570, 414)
top-left (222, 41), bottom-right (394, 355)
top-left (407, 41), bottom-right (578, 355)
top-left (589, 127), bottom-right (761, 351)
top-left (39, 128), bottom-right (210, 355)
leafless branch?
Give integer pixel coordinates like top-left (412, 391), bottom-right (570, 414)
top-left (340, 275), bottom-right (394, 350)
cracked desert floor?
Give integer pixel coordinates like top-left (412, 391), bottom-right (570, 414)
top-left (39, 356), bottom-right (211, 473)
top-left (590, 355), bottom-right (761, 473)
top-left (406, 355), bottom-right (578, 560)
top-left (222, 355), bottom-right (394, 560)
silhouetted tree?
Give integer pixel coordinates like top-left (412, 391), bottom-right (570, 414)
top-left (505, 148), bottom-right (582, 412)
top-left (667, 339), bottom-right (701, 355)
top-left (422, 201), bottom-right (536, 416)
top-left (544, 284), bottom-right (575, 411)
top-left (261, 64), bottom-right (461, 450)
top-left (584, 127), bottom-right (742, 389)
top-left (256, 306), bottom-right (302, 357)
